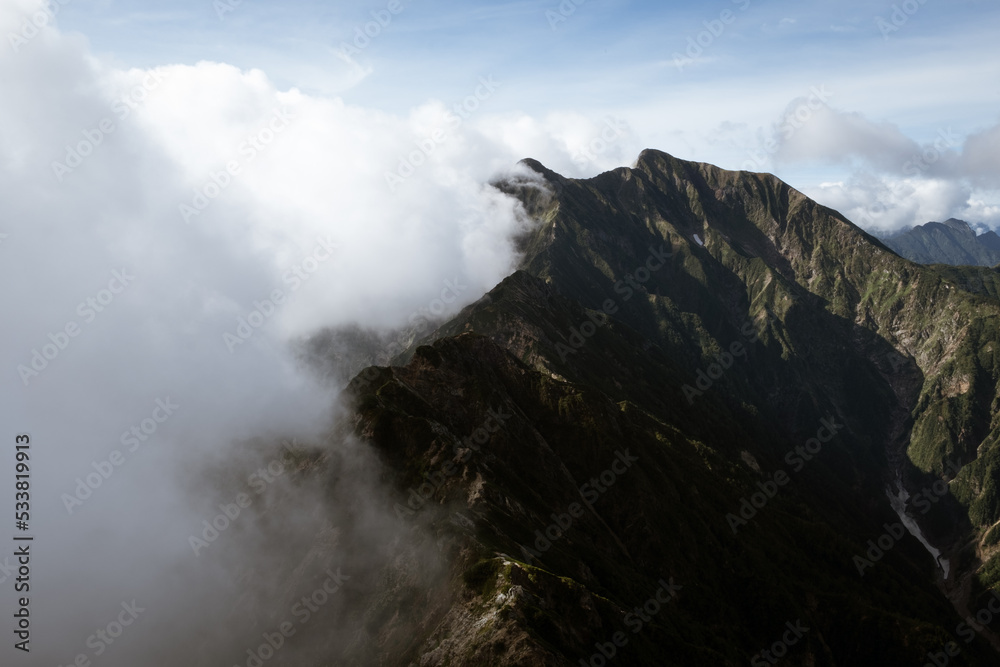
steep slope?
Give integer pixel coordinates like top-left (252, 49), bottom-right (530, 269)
top-left (884, 218), bottom-right (1000, 267)
top-left (349, 332), bottom-right (988, 665)
top-left (317, 150), bottom-right (1000, 664)
top-left (494, 152), bottom-right (1000, 592)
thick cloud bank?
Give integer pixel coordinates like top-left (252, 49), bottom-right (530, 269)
top-left (0, 1), bottom-right (635, 664)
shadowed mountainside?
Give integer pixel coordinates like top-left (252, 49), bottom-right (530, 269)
top-left (285, 150), bottom-right (1000, 665)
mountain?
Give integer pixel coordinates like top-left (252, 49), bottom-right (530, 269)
top-left (884, 218), bottom-right (1000, 266)
top-left (978, 230), bottom-right (1000, 254)
top-left (274, 150), bottom-right (1000, 665)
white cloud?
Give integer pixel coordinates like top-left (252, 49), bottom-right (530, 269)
top-left (961, 122), bottom-right (1000, 184)
top-left (0, 2), bottom-right (641, 663)
top-left (775, 106), bottom-right (925, 173)
top-left (803, 174), bottom-right (993, 233)
top-left (763, 103), bottom-right (1000, 230)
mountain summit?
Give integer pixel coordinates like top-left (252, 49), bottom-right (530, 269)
top-left (304, 150), bottom-right (1000, 665)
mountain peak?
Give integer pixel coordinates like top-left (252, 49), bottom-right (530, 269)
top-left (336, 150), bottom-right (1000, 665)
top-left (939, 218), bottom-right (974, 234)
top-left (516, 157), bottom-right (548, 174)
top-left (885, 218), bottom-right (1000, 266)
top-left (634, 147), bottom-right (674, 166)
top-left (978, 230), bottom-right (1000, 253)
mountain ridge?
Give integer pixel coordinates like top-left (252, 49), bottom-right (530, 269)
top-left (280, 149), bottom-right (1000, 665)
top-left (884, 218), bottom-right (1000, 267)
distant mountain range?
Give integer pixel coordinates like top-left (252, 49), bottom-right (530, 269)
top-left (883, 218), bottom-right (1000, 266)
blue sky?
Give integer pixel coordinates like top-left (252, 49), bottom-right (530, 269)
top-left (48, 0), bottom-right (1000, 232)
top-left (63, 0), bottom-right (997, 121)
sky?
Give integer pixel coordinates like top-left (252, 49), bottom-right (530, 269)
top-left (43, 0), bottom-right (1000, 233)
top-left (0, 0), bottom-right (998, 664)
